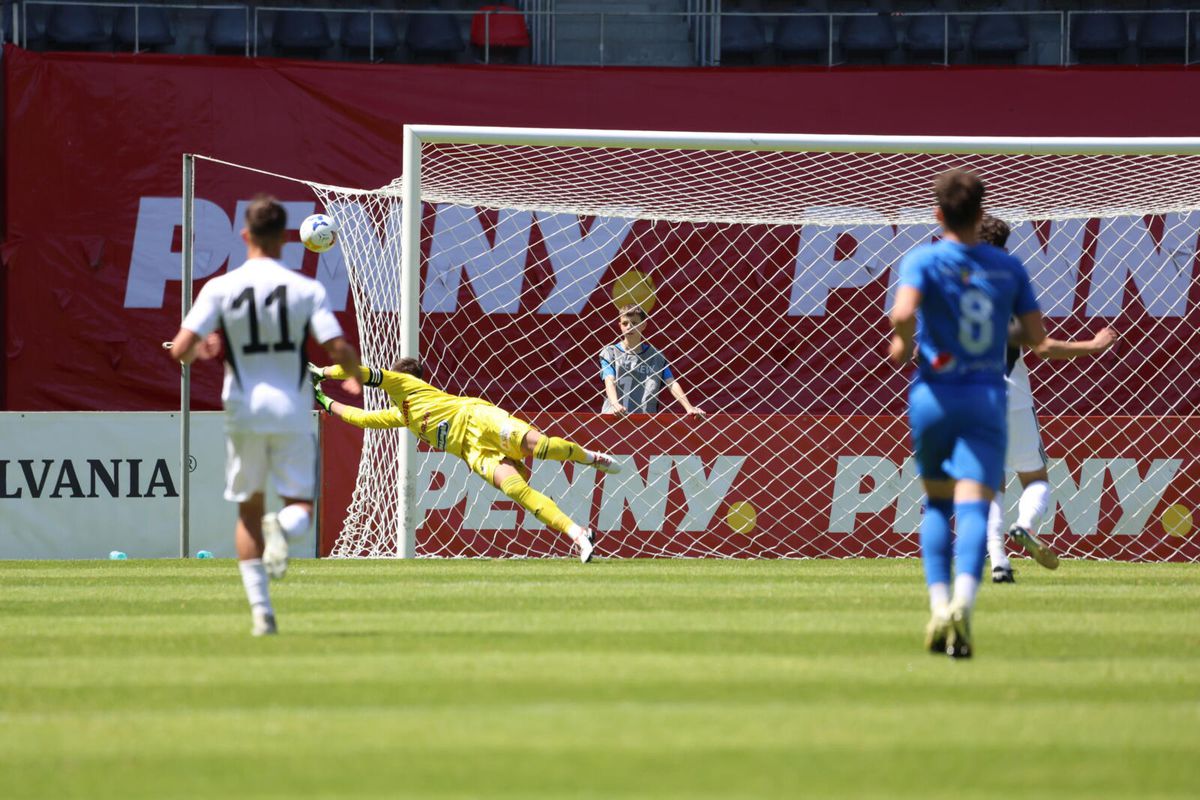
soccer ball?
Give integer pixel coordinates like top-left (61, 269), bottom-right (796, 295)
top-left (300, 214), bottom-right (338, 254)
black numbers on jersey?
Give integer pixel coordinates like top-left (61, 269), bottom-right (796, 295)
top-left (231, 286), bottom-right (297, 354)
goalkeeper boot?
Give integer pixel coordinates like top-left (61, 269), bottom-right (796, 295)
top-left (577, 528), bottom-right (596, 564)
top-left (991, 565), bottom-right (1015, 584)
top-left (589, 451), bottom-right (622, 475)
top-left (1009, 525), bottom-right (1059, 570)
top-left (262, 513), bottom-right (289, 580)
top-left (924, 605), bottom-right (951, 656)
top-left (251, 609), bottom-right (277, 637)
top-left (946, 603), bottom-right (973, 660)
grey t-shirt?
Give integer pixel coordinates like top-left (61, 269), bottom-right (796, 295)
top-left (599, 341), bottom-right (673, 413)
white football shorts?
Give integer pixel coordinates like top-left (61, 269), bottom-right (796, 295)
top-left (1006, 406), bottom-right (1048, 473)
top-left (224, 431), bottom-right (317, 502)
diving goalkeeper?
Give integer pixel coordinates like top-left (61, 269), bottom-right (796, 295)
top-left (310, 358), bottom-right (620, 562)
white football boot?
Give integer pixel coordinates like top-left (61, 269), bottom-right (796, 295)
top-left (577, 528), bottom-right (596, 564)
top-left (1009, 525), bottom-right (1059, 570)
top-left (589, 451), bottom-right (621, 475)
top-left (261, 512), bottom-right (289, 580)
top-left (251, 609), bottom-right (277, 637)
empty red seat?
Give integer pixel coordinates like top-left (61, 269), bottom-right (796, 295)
top-left (470, 5), bottom-right (529, 48)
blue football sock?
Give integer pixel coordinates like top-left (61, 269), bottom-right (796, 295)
top-left (920, 498), bottom-right (954, 588)
top-left (954, 499), bottom-right (991, 581)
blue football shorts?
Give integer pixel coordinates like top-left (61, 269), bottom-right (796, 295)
top-left (907, 381), bottom-right (1008, 491)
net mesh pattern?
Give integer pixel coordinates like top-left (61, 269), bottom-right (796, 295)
top-left (306, 137), bottom-right (1200, 562)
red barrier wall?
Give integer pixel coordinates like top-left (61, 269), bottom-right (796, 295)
top-left (319, 411), bottom-right (1200, 561)
top-left (6, 47), bottom-right (1200, 414)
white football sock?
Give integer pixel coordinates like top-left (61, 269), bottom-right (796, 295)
top-left (567, 523), bottom-right (589, 543)
top-left (276, 503), bottom-right (312, 541)
top-left (986, 494), bottom-right (1009, 569)
top-left (952, 574), bottom-right (980, 612)
top-left (928, 582), bottom-right (950, 613)
top-left (238, 559), bottom-right (273, 615)
top-left (1016, 481), bottom-right (1051, 531)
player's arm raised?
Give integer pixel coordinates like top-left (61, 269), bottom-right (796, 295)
top-left (313, 383), bottom-right (403, 429)
top-left (320, 336), bottom-right (362, 395)
top-left (1030, 327), bottom-right (1116, 361)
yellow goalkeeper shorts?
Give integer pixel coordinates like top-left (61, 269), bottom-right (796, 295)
top-left (458, 404), bottom-right (532, 484)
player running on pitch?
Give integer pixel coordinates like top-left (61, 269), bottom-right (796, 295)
top-left (890, 170), bottom-right (1045, 659)
top-left (169, 195), bottom-right (361, 637)
top-left (976, 214), bottom-right (1117, 582)
top-left (310, 359), bottom-right (620, 562)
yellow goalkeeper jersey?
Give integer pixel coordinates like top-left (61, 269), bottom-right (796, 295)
top-left (324, 365), bottom-right (489, 457)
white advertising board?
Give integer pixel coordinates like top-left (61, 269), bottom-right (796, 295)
top-left (0, 412), bottom-right (318, 559)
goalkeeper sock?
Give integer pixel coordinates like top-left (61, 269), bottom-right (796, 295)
top-left (277, 504), bottom-right (312, 541)
top-left (499, 475), bottom-right (573, 535)
top-left (986, 494), bottom-right (1009, 569)
top-left (533, 436), bottom-right (591, 464)
top-left (238, 559), bottom-right (273, 615)
top-left (1016, 480), bottom-right (1050, 532)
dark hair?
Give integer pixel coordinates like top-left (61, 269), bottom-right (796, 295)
top-left (391, 357), bottom-right (424, 379)
top-left (978, 214), bottom-right (1011, 249)
top-left (618, 304), bottom-right (647, 321)
top-left (933, 169), bottom-right (986, 231)
top-left (245, 194), bottom-right (287, 245)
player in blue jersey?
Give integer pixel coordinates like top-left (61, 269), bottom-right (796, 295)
top-left (889, 170), bottom-right (1046, 659)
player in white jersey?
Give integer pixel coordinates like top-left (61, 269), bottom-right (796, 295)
top-left (169, 196), bottom-right (360, 635)
top-left (977, 215), bottom-right (1117, 583)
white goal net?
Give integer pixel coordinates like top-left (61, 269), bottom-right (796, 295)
top-left (288, 128), bottom-right (1200, 562)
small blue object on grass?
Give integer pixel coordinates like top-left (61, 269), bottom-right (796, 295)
top-left (196, 550), bottom-right (214, 559)
top-left (109, 551), bottom-right (128, 560)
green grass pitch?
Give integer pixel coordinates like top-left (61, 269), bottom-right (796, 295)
top-left (1, 558), bottom-right (1197, 799)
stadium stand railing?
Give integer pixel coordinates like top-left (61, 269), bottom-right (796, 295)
top-left (8, 2), bottom-right (1198, 67)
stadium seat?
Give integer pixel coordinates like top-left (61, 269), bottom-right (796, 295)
top-left (341, 12), bottom-right (399, 61)
top-left (969, 14), bottom-right (1027, 64)
top-left (775, 15), bottom-right (829, 65)
top-left (46, 6), bottom-right (108, 51)
top-left (1071, 13), bottom-right (1128, 64)
top-left (1136, 13), bottom-right (1187, 64)
top-left (719, 14), bottom-right (768, 66)
top-left (206, 9), bottom-right (260, 56)
top-left (903, 14), bottom-right (962, 64)
top-left (405, 12), bottom-right (465, 63)
top-left (272, 10), bottom-right (333, 60)
top-left (470, 4), bottom-right (529, 63)
top-left (839, 14), bottom-right (897, 64)
top-left (114, 7), bottom-right (174, 52)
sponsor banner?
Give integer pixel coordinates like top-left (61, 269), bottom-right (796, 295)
top-left (318, 412), bottom-right (1200, 562)
top-left (0, 412), bottom-right (317, 559)
top-left (6, 47), bottom-right (1200, 416)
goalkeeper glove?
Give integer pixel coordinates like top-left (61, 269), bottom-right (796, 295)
top-left (306, 362), bottom-right (326, 387)
top-left (313, 386), bottom-right (335, 415)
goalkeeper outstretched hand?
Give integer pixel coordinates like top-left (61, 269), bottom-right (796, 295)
top-left (313, 384), bottom-right (335, 415)
top-left (307, 362), bottom-right (326, 387)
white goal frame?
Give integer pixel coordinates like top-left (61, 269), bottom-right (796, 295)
top-left (181, 128), bottom-right (1200, 560)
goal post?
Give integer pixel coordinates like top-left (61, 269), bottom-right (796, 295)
top-left (190, 129), bottom-right (1200, 562)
